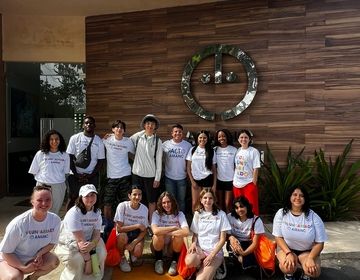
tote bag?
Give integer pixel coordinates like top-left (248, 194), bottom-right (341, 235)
top-left (251, 217), bottom-right (276, 277)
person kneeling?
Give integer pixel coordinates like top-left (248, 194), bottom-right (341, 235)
top-left (114, 186), bottom-right (148, 272)
top-left (227, 196), bottom-right (265, 277)
top-left (151, 192), bottom-right (189, 275)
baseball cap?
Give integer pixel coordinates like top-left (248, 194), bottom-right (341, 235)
top-left (79, 184), bottom-right (98, 197)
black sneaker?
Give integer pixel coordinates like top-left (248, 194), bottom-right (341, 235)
top-left (147, 227), bottom-right (154, 237)
top-left (215, 260), bottom-right (227, 279)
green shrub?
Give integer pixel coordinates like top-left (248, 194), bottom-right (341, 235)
top-left (259, 143), bottom-right (313, 214)
top-left (311, 140), bottom-right (360, 221)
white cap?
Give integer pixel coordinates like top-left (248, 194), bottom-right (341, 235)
top-left (79, 184), bottom-right (98, 197)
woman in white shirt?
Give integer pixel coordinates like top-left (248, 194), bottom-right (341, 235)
top-left (151, 191), bottom-right (189, 275)
top-left (272, 186), bottom-right (327, 280)
top-left (55, 184), bottom-right (106, 280)
top-left (0, 185), bottom-right (61, 280)
top-left (233, 129), bottom-right (261, 215)
top-left (186, 130), bottom-right (217, 212)
top-left (185, 188), bottom-right (231, 280)
top-left (227, 195), bottom-right (265, 272)
top-left (29, 130), bottom-right (70, 214)
top-left (214, 129), bottom-right (237, 213)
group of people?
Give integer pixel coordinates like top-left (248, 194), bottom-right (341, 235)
top-left (0, 113), bottom-right (328, 280)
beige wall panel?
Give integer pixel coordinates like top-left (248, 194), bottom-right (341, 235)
top-left (3, 15), bottom-right (85, 62)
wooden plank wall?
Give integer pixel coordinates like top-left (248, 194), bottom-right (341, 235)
top-left (0, 14), bottom-right (6, 197)
top-left (86, 0), bottom-right (360, 164)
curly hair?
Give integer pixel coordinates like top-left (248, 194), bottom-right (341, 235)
top-left (40, 130), bottom-right (66, 153)
top-left (195, 188), bottom-right (220, 216)
top-left (156, 191), bottom-right (179, 216)
top-left (230, 195), bottom-right (254, 220)
top-left (283, 185), bottom-right (310, 217)
top-left (214, 129), bottom-right (234, 147)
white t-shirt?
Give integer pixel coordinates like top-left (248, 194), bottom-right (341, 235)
top-left (227, 214), bottom-right (265, 241)
top-left (163, 139), bottom-right (192, 180)
top-left (215, 145), bottom-right (237, 182)
top-left (191, 209), bottom-right (231, 254)
top-left (28, 150), bottom-right (70, 184)
top-left (130, 131), bottom-right (163, 181)
top-left (272, 208), bottom-right (328, 251)
top-left (186, 147), bottom-right (217, 180)
top-left (62, 206), bottom-right (102, 241)
top-left (151, 210), bottom-right (189, 229)
top-left (0, 209), bottom-right (60, 264)
top-left (233, 146), bottom-right (261, 188)
top-left (114, 201), bottom-right (149, 228)
top-left (66, 132), bottom-right (105, 174)
top-left (103, 135), bottom-right (135, 179)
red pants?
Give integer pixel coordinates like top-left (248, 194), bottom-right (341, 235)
top-left (233, 182), bottom-right (259, 215)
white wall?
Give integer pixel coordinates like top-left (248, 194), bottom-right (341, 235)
top-left (3, 15), bottom-right (85, 62)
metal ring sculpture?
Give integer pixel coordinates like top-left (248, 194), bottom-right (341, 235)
top-left (181, 44), bottom-right (258, 121)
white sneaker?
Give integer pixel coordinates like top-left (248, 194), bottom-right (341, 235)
top-left (120, 258), bottom-right (131, 272)
top-left (155, 259), bottom-right (164, 275)
top-left (168, 260), bottom-right (177, 276)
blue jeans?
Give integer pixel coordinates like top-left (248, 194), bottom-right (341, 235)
top-left (164, 176), bottom-right (187, 212)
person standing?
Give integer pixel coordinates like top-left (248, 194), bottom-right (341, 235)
top-left (186, 130), bottom-right (216, 212)
top-left (0, 186), bottom-right (61, 280)
top-left (102, 120), bottom-right (135, 240)
top-left (233, 129), bottom-right (260, 215)
top-left (130, 114), bottom-right (163, 221)
top-left (272, 186), bottom-right (327, 280)
top-left (29, 129), bottom-right (70, 214)
top-left (214, 129), bottom-right (237, 213)
top-left (162, 124), bottom-right (192, 213)
top-left (66, 116), bottom-right (105, 211)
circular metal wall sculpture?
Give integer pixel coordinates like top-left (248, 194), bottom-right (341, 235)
top-left (181, 44), bottom-right (258, 121)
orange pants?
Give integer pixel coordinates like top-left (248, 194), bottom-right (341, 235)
top-left (233, 182), bottom-right (259, 215)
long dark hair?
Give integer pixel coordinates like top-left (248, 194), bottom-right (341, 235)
top-left (75, 193), bottom-right (100, 215)
top-left (283, 185), bottom-right (310, 217)
top-left (192, 130), bottom-right (214, 170)
top-left (195, 188), bottom-right (220, 216)
top-left (40, 130), bottom-right (66, 153)
top-left (156, 191), bottom-right (179, 216)
top-left (230, 195), bottom-right (254, 219)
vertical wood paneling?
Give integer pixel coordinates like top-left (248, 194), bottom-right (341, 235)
top-left (0, 14), bottom-right (6, 197)
top-left (86, 0), bottom-right (360, 163)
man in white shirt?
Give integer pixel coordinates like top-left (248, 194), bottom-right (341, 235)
top-left (102, 120), bottom-right (135, 240)
top-left (131, 114), bottom-right (162, 221)
top-left (66, 116), bottom-right (105, 211)
top-left (162, 124), bottom-right (192, 212)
